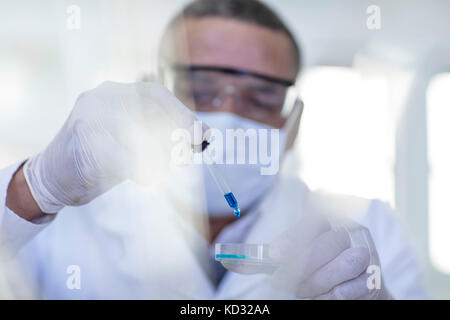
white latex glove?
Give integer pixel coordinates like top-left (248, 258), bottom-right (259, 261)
top-left (24, 81), bottom-right (206, 214)
top-left (224, 213), bottom-right (392, 300)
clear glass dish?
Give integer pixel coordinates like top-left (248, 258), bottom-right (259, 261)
top-left (215, 243), bottom-right (280, 271)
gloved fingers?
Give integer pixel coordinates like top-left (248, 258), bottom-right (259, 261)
top-left (294, 247), bottom-right (370, 298)
top-left (89, 81), bottom-right (206, 149)
top-left (313, 272), bottom-right (370, 300)
top-left (69, 85), bottom-right (138, 155)
top-left (72, 90), bottom-right (167, 187)
top-left (269, 212), bottom-right (331, 265)
top-left (134, 82), bottom-right (210, 161)
top-left (73, 119), bottom-right (135, 175)
top-left (348, 226), bottom-right (381, 267)
top-left (136, 82), bottom-right (210, 143)
top-left (270, 229), bottom-right (351, 292)
top-left (139, 82), bottom-right (198, 128)
top-left (296, 228), bottom-right (351, 282)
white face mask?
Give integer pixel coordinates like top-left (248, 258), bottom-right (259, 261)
top-left (195, 112), bottom-right (287, 217)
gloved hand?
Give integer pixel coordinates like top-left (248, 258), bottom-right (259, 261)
top-left (224, 213), bottom-right (392, 300)
top-left (23, 81), bottom-right (205, 214)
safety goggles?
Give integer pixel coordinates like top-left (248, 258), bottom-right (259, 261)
top-left (165, 64), bottom-right (297, 128)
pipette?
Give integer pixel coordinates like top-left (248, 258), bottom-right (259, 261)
top-left (200, 141), bottom-right (241, 218)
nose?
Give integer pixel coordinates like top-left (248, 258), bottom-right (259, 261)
top-left (212, 85), bottom-right (240, 114)
top-left (219, 95), bottom-right (239, 114)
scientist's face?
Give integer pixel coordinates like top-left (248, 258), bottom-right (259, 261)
top-left (165, 17), bottom-right (297, 128)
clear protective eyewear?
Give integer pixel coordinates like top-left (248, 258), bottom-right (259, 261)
top-left (165, 64), bottom-right (297, 128)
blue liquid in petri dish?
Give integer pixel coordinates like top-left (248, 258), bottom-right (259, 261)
top-left (224, 192), bottom-right (241, 218)
top-left (216, 254), bottom-right (247, 259)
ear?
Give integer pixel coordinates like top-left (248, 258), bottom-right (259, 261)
top-left (285, 99), bottom-right (304, 151)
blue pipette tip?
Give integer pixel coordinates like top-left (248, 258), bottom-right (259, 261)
top-left (224, 192), bottom-right (240, 219)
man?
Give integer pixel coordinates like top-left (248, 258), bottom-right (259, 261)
top-left (0, 0), bottom-right (425, 299)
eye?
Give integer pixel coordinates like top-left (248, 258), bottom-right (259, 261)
top-left (192, 89), bottom-right (214, 104)
top-left (248, 95), bottom-right (281, 113)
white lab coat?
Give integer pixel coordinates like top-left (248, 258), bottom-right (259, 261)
top-left (0, 161), bottom-right (426, 299)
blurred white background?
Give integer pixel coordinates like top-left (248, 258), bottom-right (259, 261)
top-left (1, 0), bottom-right (449, 298)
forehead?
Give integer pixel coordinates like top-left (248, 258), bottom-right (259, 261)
top-left (166, 17), bottom-right (297, 80)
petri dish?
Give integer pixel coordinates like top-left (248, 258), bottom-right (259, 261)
top-left (215, 243), bottom-right (280, 269)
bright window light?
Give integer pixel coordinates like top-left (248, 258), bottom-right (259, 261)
top-left (297, 66), bottom-right (395, 205)
top-left (427, 73), bottom-right (450, 274)
top-left (0, 62), bottom-right (24, 116)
